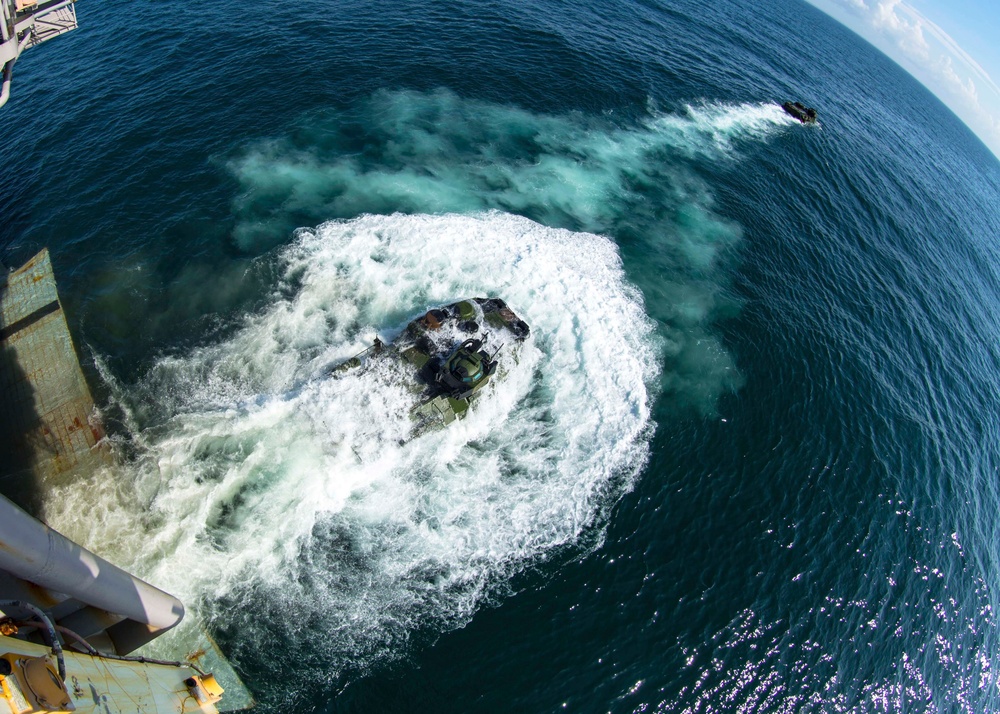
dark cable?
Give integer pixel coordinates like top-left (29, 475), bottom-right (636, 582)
top-left (0, 600), bottom-right (65, 681)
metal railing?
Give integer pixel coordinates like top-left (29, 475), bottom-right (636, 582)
top-left (0, 0), bottom-right (77, 108)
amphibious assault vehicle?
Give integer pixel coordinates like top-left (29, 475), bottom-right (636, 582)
top-left (782, 101), bottom-right (818, 124)
top-left (333, 297), bottom-right (530, 433)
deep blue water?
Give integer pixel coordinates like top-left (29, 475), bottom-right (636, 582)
top-left (3, 0), bottom-right (1000, 711)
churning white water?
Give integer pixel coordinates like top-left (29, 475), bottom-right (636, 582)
top-left (47, 211), bottom-right (659, 677)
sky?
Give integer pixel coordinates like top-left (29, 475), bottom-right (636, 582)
top-left (804, 0), bottom-right (1000, 159)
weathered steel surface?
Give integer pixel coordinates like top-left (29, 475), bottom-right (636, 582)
top-left (0, 249), bottom-right (108, 509)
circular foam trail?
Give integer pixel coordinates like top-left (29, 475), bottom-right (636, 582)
top-left (47, 211), bottom-right (659, 683)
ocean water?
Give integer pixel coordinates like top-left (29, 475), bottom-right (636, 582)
top-left (3, 0), bottom-right (1000, 711)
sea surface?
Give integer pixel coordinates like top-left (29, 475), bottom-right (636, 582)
top-left (3, 0), bottom-right (1000, 711)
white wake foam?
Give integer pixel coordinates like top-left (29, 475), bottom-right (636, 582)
top-left (225, 89), bottom-right (752, 414)
top-left (229, 92), bottom-right (788, 251)
top-left (48, 211), bottom-right (658, 681)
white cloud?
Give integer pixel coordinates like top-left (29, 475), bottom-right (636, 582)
top-left (871, 0), bottom-right (931, 60)
top-left (918, 13), bottom-right (1000, 99)
top-left (807, 0), bottom-right (1000, 157)
top-left (936, 55), bottom-right (977, 105)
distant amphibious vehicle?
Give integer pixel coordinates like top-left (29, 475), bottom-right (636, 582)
top-left (333, 298), bottom-right (530, 433)
top-left (782, 101), bottom-right (818, 124)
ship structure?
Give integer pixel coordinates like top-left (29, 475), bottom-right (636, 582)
top-left (0, 249), bottom-right (109, 513)
top-left (0, 252), bottom-right (251, 713)
top-left (0, 495), bottom-right (226, 714)
top-left (1, 0), bottom-right (78, 107)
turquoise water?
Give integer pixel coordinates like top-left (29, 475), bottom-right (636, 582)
top-left (3, 0), bottom-right (1000, 711)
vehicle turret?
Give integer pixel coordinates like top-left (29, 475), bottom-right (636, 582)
top-left (436, 338), bottom-right (498, 399)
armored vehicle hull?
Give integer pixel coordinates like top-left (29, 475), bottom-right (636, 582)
top-left (333, 297), bottom-right (530, 433)
top-left (782, 101), bottom-right (818, 123)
